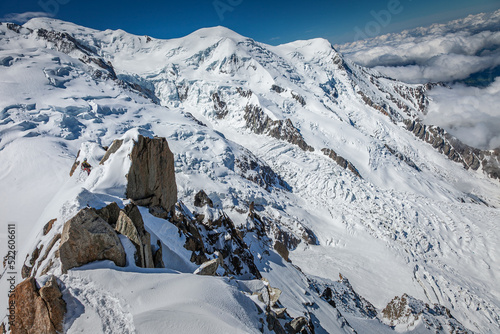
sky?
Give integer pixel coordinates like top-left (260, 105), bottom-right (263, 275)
top-left (1, 0), bottom-right (500, 44)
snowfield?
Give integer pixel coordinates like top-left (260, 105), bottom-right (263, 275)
top-left (0, 17), bottom-right (499, 333)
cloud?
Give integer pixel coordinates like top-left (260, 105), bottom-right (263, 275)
top-left (337, 9), bottom-right (500, 83)
top-left (0, 12), bottom-right (53, 24)
top-left (426, 78), bottom-right (500, 149)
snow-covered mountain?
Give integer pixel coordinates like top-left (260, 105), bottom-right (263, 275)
top-left (1, 17), bottom-right (499, 333)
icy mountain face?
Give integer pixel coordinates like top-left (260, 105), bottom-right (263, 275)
top-left (1, 18), bottom-right (500, 333)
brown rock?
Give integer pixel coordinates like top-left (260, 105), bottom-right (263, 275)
top-left (153, 241), bottom-right (165, 268)
top-left (194, 258), bottom-right (219, 276)
top-left (115, 205), bottom-right (154, 268)
top-left (126, 135), bottom-right (177, 212)
top-left (39, 276), bottom-right (66, 333)
top-left (274, 241), bottom-right (289, 262)
top-left (43, 219), bottom-right (57, 236)
top-left (69, 150), bottom-right (80, 177)
top-left (100, 139), bottom-right (123, 165)
top-left (8, 276), bottom-right (66, 334)
top-left (194, 190), bottom-right (213, 208)
top-left (96, 202), bottom-right (121, 227)
top-left (58, 208), bottom-right (126, 273)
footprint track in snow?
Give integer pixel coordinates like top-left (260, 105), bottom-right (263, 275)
top-left (62, 274), bottom-right (136, 334)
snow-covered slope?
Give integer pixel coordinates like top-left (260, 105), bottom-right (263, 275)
top-left (1, 18), bottom-right (499, 333)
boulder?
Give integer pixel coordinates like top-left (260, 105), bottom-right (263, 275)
top-left (58, 208), bottom-right (126, 273)
top-left (99, 139), bottom-right (123, 165)
top-left (273, 241), bottom-right (289, 262)
top-left (285, 316), bottom-right (309, 334)
top-left (153, 241), bottom-right (165, 268)
top-left (8, 276), bottom-right (66, 334)
top-left (126, 135), bottom-right (177, 212)
top-left (194, 190), bottom-right (213, 208)
top-left (43, 218), bottom-right (57, 235)
top-left (115, 204), bottom-right (154, 268)
top-left (96, 202), bottom-right (121, 227)
top-left (194, 258), bottom-right (220, 276)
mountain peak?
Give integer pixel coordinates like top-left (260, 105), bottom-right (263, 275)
top-left (187, 26), bottom-right (248, 41)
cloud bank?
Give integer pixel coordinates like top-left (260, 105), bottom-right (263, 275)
top-left (0, 12), bottom-right (53, 24)
top-left (338, 9), bottom-right (500, 150)
top-left (337, 9), bottom-right (500, 84)
top-left (426, 79), bottom-right (500, 150)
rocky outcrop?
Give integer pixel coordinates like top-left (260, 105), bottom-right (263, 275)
top-left (115, 204), bottom-right (154, 268)
top-left (99, 139), bottom-right (123, 165)
top-left (194, 258), bottom-right (220, 276)
top-left (271, 85), bottom-right (285, 93)
top-left (244, 104), bottom-right (314, 152)
top-left (382, 294), bottom-right (469, 332)
top-left (321, 148), bottom-right (362, 178)
top-left (173, 198), bottom-right (261, 279)
top-left (8, 276), bottom-right (66, 334)
top-left (404, 119), bottom-right (500, 180)
top-left (291, 92), bottom-right (306, 106)
top-left (384, 144), bottom-right (420, 171)
top-left (357, 90), bottom-right (391, 118)
top-left (194, 190), bottom-right (214, 208)
top-left (43, 219), bottom-right (57, 236)
top-left (234, 153), bottom-right (290, 192)
top-left (211, 92), bottom-right (228, 118)
top-left (273, 241), bottom-right (289, 262)
top-left (58, 208), bottom-right (126, 273)
top-left (126, 135), bottom-right (177, 212)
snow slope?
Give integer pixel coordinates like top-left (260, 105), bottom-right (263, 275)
top-left (1, 18), bottom-right (499, 333)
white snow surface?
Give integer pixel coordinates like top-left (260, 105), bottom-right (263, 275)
top-left (0, 18), bottom-right (499, 333)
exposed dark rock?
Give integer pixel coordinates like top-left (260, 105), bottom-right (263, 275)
top-left (69, 150), bottom-right (80, 176)
top-left (177, 84), bottom-right (189, 102)
top-left (285, 316), bottom-right (311, 334)
top-left (384, 145), bottom-right (420, 171)
top-left (357, 91), bottom-right (390, 118)
top-left (291, 92), bottom-right (306, 106)
top-left (267, 311), bottom-right (286, 334)
top-left (96, 202), bottom-right (121, 227)
top-left (274, 241), bottom-right (289, 262)
top-left (237, 87), bottom-right (253, 97)
top-left (8, 276), bottom-right (66, 334)
top-left (194, 258), bottom-right (220, 276)
top-left (34, 233), bottom-right (61, 277)
top-left (21, 246), bottom-right (43, 278)
top-left (173, 202), bottom-right (261, 279)
top-left (153, 240), bottom-right (165, 268)
top-left (335, 275), bottom-right (377, 319)
top-left (115, 204), bottom-right (154, 268)
top-left (244, 104), bottom-right (314, 152)
top-left (382, 294), bottom-right (469, 332)
top-left (321, 148), bottom-right (362, 178)
top-left (271, 85), bottom-right (285, 93)
top-left (235, 153), bottom-right (290, 191)
top-left (320, 287), bottom-right (336, 308)
top-left (58, 208), bottom-right (126, 273)
top-left (100, 139), bottom-right (123, 164)
top-left (194, 190), bottom-right (214, 208)
top-left (211, 92), bottom-right (228, 118)
top-left (126, 135), bottom-right (177, 212)
top-left (43, 219), bottom-right (57, 236)
top-left (403, 119), bottom-right (500, 180)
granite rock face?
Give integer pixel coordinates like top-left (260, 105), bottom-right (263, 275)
top-left (404, 119), bottom-right (500, 180)
top-left (8, 276), bottom-right (66, 334)
top-left (126, 135), bottom-right (178, 212)
top-left (321, 148), bottom-right (362, 178)
top-left (58, 208), bottom-right (126, 274)
top-left (244, 104), bottom-right (314, 152)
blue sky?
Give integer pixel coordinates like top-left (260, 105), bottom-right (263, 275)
top-left (1, 0), bottom-right (499, 44)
